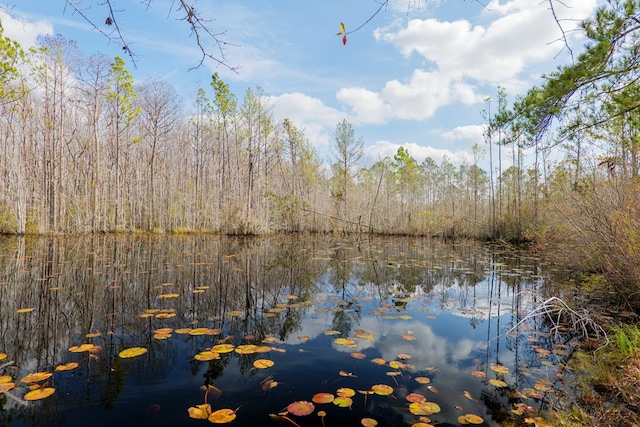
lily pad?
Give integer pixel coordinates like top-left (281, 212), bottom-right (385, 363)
top-left (287, 400), bottom-right (315, 416)
top-left (24, 387), bottom-right (55, 401)
top-left (208, 408), bottom-right (237, 423)
top-left (253, 359), bottom-right (274, 369)
top-left (21, 372), bottom-right (52, 383)
top-left (118, 347), bottom-right (148, 358)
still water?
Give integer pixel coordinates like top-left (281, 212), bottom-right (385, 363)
top-left (0, 235), bottom-right (571, 426)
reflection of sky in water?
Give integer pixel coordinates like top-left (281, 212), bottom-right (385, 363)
top-left (272, 279), bottom-right (531, 427)
top-left (0, 236), bottom-right (553, 427)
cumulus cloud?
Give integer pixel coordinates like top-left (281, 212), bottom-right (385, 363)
top-left (0, 9), bottom-right (53, 47)
top-left (265, 92), bottom-right (350, 152)
top-left (442, 125), bottom-right (486, 145)
top-left (337, 69), bottom-right (481, 124)
top-left (364, 140), bottom-right (474, 165)
top-left (331, 0), bottom-right (599, 124)
top-left (376, 0), bottom-right (597, 85)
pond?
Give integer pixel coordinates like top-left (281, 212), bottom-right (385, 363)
top-left (0, 235), bottom-right (574, 427)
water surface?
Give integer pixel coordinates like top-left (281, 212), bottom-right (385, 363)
top-left (0, 235), bottom-right (567, 426)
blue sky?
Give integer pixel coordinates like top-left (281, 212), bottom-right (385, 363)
top-left (1, 0), bottom-right (599, 169)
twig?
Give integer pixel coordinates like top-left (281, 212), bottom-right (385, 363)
top-left (508, 294), bottom-right (607, 343)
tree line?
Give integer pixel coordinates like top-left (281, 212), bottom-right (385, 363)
top-left (0, 32), bottom-right (509, 238)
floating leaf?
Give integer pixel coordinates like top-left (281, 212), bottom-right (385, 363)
top-left (85, 332), bottom-right (101, 338)
top-left (0, 375), bottom-right (12, 384)
top-left (24, 387), bottom-right (55, 401)
top-left (69, 343), bottom-right (95, 353)
top-left (408, 401), bottom-right (441, 416)
top-left (188, 403), bottom-right (212, 419)
top-left (339, 370), bottom-right (356, 377)
top-left (17, 307), bottom-right (35, 313)
top-left (298, 335), bottom-right (310, 341)
top-left (355, 330), bottom-right (375, 340)
top-left (470, 370), bottom-right (486, 378)
top-left (388, 361), bottom-right (405, 370)
top-left (253, 359), bottom-right (274, 369)
top-left (118, 347), bottom-right (148, 358)
top-left (287, 401), bottom-right (315, 416)
top-left (324, 330), bottom-right (341, 336)
top-left (227, 310), bottom-right (243, 317)
top-left (490, 364), bottom-right (509, 374)
top-left (350, 351), bottom-right (366, 359)
top-left (406, 393), bottom-right (427, 403)
top-left (333, 396), bottom-right (352, 408)
top-left (208, 408), bottom-right (237, 423)
top-left (458, 413), bottom-right (484, 425)
top-left (336, 387), bottom-right (355, 398)
top-left (371, 358), bottom-right (386, 365)
top-left (312, 392), bottom-right (334, 404)
top-left (397, 353), bottom-right (412, 360)
top-left (426, 385), bottom-right (439, 394)
top-left (21, 372), bottom-right (52, 383)
top-left (155, 312), bottom-right (176, 319)
top-left (0, 382), bottom-right (15, 393)
top-left (55, 362), bottom-right (79, 372)
top-left (361, 418), bottom-right (378, 427)
top-left (236, 344), bottom-right (258, 355)
top-left (255, 345), bottom-right (272, 353)
top-left (334, 337), bottom-right (356, 347)
top-left (158, 293), bottom-right (179, 299)
top-left (194, 351), bottom-right (220, 361)
top-left (489, 378), bottom-right (508, 388)
top-left (0, 353), bottom-right (6, 361)
top-left (402, 334), bottom-right (416, 341)
top-left (371, 384), bottom-right (393, 396)
top-left (414, 377), bottom-right (431, 385)
top-left (211, 344), bottom-right (235, 354)
top-left (463, 390), bottom-right (476, 402)
top-left (189, 327), bottom-right (219, 336)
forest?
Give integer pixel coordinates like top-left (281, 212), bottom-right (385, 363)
top-left (0, 1), bottom-right (639, 306)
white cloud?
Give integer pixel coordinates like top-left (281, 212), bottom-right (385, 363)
top-left (442, 125), bottom-right (486, 145)
top-left (374, 2), bottom-right (595, 86)
top-left (331, 0), bottom-right (600, 125)
top-left (337, 70), bottom-right (480, 124)
top-left (364, 140), bottom-right (474, 165)
top-left (0, 9), bottom-right (53, 47)
top-left (265, 92), bottom-right (349, 152)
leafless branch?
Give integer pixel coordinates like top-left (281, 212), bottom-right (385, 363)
top-left (102, 0), bottom-right (137, 66)
top-left (548, 0), bottom-right (574, 62)
top-left (64, 0), bottom-right (237, 71)
top-left (176, 0), bottom-right (239, 71)
top-left (64, 0), bottom-right (137, 66)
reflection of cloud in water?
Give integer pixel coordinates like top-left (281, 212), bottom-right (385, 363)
top-left (287, 315), bottom-right (486, 378)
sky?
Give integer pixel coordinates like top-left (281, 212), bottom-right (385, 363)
top-left (0, 0), bottom-right (601, 169)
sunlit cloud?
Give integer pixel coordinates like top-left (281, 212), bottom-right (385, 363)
top-left (364, 140), bottom-right (474, 165)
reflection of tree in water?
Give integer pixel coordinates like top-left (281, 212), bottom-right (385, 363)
top-left (100, 350), bottom-right (129, 410)
top-left (0, 234), bottom-right (563, 426)
top-left (203, 356), bottom-right (229, 386)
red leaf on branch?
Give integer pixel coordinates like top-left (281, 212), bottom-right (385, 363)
top-left (342, 35), bottom-right (347, 45)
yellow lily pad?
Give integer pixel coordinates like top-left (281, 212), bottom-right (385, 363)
top-left (118, 347), bottom-right (148, 358)
top-left (24, 387), bottom-right (55, 401)
top-left (21, 372), bottom-right (52, 383)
